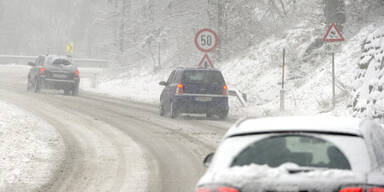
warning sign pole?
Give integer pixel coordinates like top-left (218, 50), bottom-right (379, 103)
top-left (323, 23), bottom-right (344, 110)
top-left (332, 52), bottom-right (335, 109)
top-left (280, 48), bottom-right (286, 112)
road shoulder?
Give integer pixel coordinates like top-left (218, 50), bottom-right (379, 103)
top-left (0, 100), bottom-right (65, 192)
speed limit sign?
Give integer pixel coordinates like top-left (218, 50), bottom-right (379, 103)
top-left (195, 28), bottom-right (218, 53)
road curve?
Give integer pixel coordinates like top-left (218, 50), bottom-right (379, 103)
top-left (0, 65), bottom-right (234, 192)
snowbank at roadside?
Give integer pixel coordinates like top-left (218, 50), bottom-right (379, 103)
top-left (0, 100), bottom-right (65, 191)
top-left (81, 67), bottom-right (164, 104)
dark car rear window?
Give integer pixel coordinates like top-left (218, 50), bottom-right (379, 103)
top-left (182, 70), bottom-right (225, 85)
top-left (52, 59), bottom-right (71, 66)
top-left (231, 135), bottom-right (351, 170)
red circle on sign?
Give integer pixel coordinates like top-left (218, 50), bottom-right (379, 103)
top-left (195, 28), bottom-right (218, 53)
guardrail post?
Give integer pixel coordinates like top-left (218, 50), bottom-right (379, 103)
top-left (229, 89), bottom-right (247, 107)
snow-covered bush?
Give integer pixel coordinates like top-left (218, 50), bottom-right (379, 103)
top-left (352, 26), bottom-right (384, 119)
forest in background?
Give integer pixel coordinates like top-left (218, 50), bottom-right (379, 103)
top-left (0, 0), bottom-right (383, 69)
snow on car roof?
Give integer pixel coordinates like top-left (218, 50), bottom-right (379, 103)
top-left (46, 55), bottom-right (69, 60)
top-left (225, 116), bottom-right (363, 138)
top-left (176, 67), bottom-right (221, 71)
top-left (43, 55), bottom-right (72, 64)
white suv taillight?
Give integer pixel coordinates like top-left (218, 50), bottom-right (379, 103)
top-left (175, 83), bottom-right (184, 95)
top-left (339, 188), bottom-right (363, 192)
top-left (339, 187), bottom-right (384, 192)
top-left (370, 188), bottom-right (384, 192)
top-left (197, 187), bottom-right (239, 192)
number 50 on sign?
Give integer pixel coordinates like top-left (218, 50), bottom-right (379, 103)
top-left (195, 29), bottom-right (218, 53)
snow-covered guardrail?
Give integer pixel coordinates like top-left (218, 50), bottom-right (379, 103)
top-left (0, 55), bottom-right (110, 68)
top-left (228, 89), bottom-right (247, 107)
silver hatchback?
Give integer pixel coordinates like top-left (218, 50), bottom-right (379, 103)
top-left (196, 116), bottom-right (384, 192)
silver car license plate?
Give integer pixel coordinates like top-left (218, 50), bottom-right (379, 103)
top-left (195, 96), bottom-right (212, 102)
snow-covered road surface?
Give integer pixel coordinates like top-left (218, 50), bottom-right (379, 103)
top-left (0, 100), bottom-right (64, 192)
top-left (0, 65), bottom-right (233, 192)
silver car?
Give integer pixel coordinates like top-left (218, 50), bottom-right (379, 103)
top-left (196, 116), bottom-right (384, 192)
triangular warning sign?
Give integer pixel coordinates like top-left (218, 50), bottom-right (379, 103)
top-left (323, 23), bottom-right (344, 42)
top-left (198, 54), bottom-right (214, 68)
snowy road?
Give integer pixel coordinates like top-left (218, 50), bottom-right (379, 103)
top-left (0, 65), bottom-right (233, 192)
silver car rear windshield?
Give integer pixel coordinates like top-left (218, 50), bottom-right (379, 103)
top-left (232, 135), bottom-right (351, 170)
top-left (210, 133), bottom-right (371, 173)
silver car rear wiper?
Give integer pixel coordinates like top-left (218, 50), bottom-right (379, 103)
top-left (285, 167), bottom-right (327, 174)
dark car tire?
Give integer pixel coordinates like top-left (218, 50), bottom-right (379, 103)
top-left (206, 113), bottom-right (214, 118)
top-left (218, 111), bottom-right (228, 120)
top-left (159, 105), bottom-right (165, 116)
top-left (170, 101), bottom-right (179, 119)
top-left (72, 88), bottom-right (78, 96)
top-left (64, 88), bottom-right (71, 95)
top-left (72, 83), bottom-right (79, 96)
top-left (34, 77), bottom-right (41, 93)
top-left (27, 79), bottom-right (32, 91)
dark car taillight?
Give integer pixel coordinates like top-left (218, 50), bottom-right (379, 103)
top-left (175, 83), bottom-right (184, 95)
top-left (197, 186), bottom-right (240, 192)
top-left (223, 85), bottom-right (228, 96)
top-left (39, 67), bottom-right (45, 75)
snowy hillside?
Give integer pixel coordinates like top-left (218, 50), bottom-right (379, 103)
top-left (221, 23), bottom-right (384, 117)
top-left (82, 21), bottom-right (384, 119)
top-left (352, 25), bottom-right (384, 120)
top-left (80, 1), bottom-right (384, 120)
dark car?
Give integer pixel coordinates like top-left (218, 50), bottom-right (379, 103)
top-left (196, 116), bottom-right (384, 192)
top-left (27, 55), bottom-right (80, 96)
top-left (159, 68), bottom-right (229, 119)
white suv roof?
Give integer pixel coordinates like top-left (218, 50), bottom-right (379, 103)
top-left (225, 116), bottom-right (364, 138)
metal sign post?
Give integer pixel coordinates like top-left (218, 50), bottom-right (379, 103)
top-left (280, 49), bottom-right (286, 112)
top-left (332, 52), bottom-right (335, 109)
top-left (323, 23), bottom-right (344, 110)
